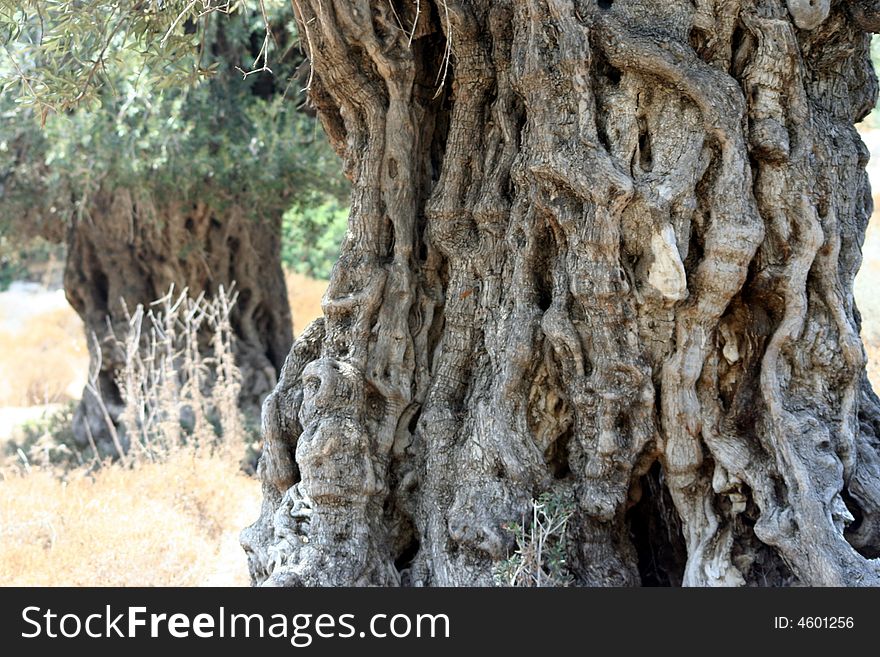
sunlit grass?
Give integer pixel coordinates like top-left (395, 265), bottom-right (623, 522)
top-left (286, 270), bottom-right (327, 337)
top-left (0, 306), bottom-right (87, 407)
top-left (0, 445), bottom-right (260, 586)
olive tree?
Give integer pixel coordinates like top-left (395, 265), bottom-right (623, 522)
top-left (1, 1), bottom-right (344, 449)
top-left (241, 0), bottom-right (880, 587)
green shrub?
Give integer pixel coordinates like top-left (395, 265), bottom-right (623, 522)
top-left (0, 236), bottom-right (64, 290)
top-left (5, 403), bottom-right (81, 469)
top-left (494, 491), bottom-right (576, 587)
top-left (281, 195), bottom-right (349, 280)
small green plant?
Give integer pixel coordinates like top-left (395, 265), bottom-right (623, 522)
top-left (0, 236), bottom-right (65, 291)
top-left (4, 403), bottom-right (82, 470)
top-left (494, 491), bottom-right (576, 587)
top-left (239, 416), bottom-right (264, 475)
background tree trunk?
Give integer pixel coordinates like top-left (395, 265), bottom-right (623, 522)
top-left (243, 0), bottom-right (880, 586)
top-left (66, 189), bottom-right (292, 451)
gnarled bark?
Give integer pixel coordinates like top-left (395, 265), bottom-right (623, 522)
top-left (243, 0), bottom-right (880, 586)
top-left (66, 189), bottom-right (292, 451)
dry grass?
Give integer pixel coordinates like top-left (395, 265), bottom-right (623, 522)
top-left (286, 270), bottom-right (327, 336)
top-left (103, 285), bottom-right (245, 461)
top-left (0, 445), bottom-right (260, 586)
top-left (0, 306), bottom-right (88, 407)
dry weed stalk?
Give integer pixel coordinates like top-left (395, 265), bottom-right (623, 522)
top-left (88, 284), bottom-right (244, 463)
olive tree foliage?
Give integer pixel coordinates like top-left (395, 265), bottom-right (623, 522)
top-left (1, 0), bottom-right (344, 234)
top-left (0, 0), bottom-right (346, 450)
top-left (241, 0), bottom-right (880, 588)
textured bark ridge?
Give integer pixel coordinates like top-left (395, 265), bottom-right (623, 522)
top-left (243, 0), bottom-right (880, 586)
top-left (66, 190), bottom-right (292, 450)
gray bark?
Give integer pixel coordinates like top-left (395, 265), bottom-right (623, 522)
top-left (66, 189), bottom-right (292, 451)
top-left (243, 0), bottom-right (880, 586)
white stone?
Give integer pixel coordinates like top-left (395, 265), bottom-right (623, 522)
top-left (720, 323), bottom-right (740, 364)
top-left (647, 224), bottom-right (688, 302)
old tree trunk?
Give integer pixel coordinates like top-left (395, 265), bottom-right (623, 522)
top-left (243, 0), bottom-right (880, 586)
top-left (67, 191), bottom-right (292, 451)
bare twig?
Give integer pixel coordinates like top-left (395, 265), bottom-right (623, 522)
top-left (86, 333), bottom-right (129, 466)
top-left (434, 0), bottom-right (452, 99)
top-left (290, 0), bottom-right (315, 91)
